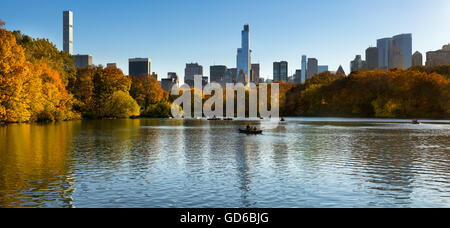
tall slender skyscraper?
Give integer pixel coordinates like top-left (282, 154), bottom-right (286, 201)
top-left (307, 58), bottom-right (318, 79)
top-left (236, 25), bottom-right (251, 83)
top-left (301, 55), bottom-right (307, 84)
top-left (63, 11), bottom-right (73, 55)
top-left (377, 38), bottom-right (392, 70)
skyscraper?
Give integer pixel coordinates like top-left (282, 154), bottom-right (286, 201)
top-left (129, 58), bottom-right (151, 76)
top-left (366, 47), bottom-right (379, 70)
top-left (389, 34), bottom-right (412, 69)
top-left (236, 25), bottom-right (251, 83)
top-left (307, 58), bottom-right (318, 79)
top-left (377, 37), bottom-right (392, 70)
top-left (210, 65), bottom-right (227, 84)
top-left (412, 51), bottom-right (423, 67)
top-left (350, 55), bottom-right (364, 72)
top-left (377, 34), bottom-right (412, 70)
top-left (251, 64), bottom-right (260, 84)
top-left (63, 11), bottom-right (73, 55)
top-left (273, 61), bottom-right (288, 82)
top-left (184, 63), bottom-right (203, 86)
top-left (301, 55), bottom-right (307, 84)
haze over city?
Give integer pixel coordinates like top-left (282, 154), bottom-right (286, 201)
top-left (1, 0), bottom-right (449, 82)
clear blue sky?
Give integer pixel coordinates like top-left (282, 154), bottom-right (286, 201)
top-left (1, 0), bottom-right (449, 81)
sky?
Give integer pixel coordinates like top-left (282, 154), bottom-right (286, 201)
top-left (1, 0), bottom-right (449, 82)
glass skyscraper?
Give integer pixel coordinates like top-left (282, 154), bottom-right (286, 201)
top-left (301, 55), bottom-right (307, 84)
top-left (377, 38), bottom-right (392, 70)
top-left (236, 25), bottom-right (251, 83)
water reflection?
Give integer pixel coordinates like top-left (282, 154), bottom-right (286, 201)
top-left (0, 118), bottom-right (449, 208)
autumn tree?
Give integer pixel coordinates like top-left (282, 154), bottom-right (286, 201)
top-left (130, 75), bottom-right (168, 110)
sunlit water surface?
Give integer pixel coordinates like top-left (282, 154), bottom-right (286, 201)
top-left (0, 118), bottom-right (449, 208)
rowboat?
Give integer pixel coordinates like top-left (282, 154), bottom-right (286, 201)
top-left (239, 129), bottom-right (263, 134)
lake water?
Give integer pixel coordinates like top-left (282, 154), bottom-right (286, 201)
top-left (0, 118), bottom-right (449, 208)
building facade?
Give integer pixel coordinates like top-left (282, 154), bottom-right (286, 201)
top-left (236, 25), bottom-right (251, 83)
top-left (184, 63), bottom-right (203, 87)
top-left (412, 51), bottom-right (423, 67)
top-left (301, 55), bottom-right (307, 84)
top-left (307, 58), bottom-right (318, 79)
top-left (318, 65), bottom-right (329, 73)
top-left (251, 64), bottom-right (260, 84)
top-left (366, 47), bottom-right (379, 70)
top-left (350, 55), bottom-right (365, 72)
top-left (389, 34), bottom-right (412, 69)
top-left (63, 11), bottom-right (73, 55)
top-left (377, 38), bottom-right (392, 70)
top-left (273, 61), bottom-right (288, 82)
top-left (74, 55), bottom-right (93, 69)
top-left (210, 65), bottom-right (227, 84)
top-left (161, 72), bottom-right (179, 92)
top-left (106, 63), bottom-right (117, 68)
top-left (426, 44), bottom-right (450, 67)
top-left (129, 58), bottom-right (151, 76)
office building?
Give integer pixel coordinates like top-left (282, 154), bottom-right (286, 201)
top-left (412, 51), bottom-right (423, 67)
top-left (377, 38), bottom-right (392, 70)
top-left (307, 58), bottom-right (318, 79)
top-left (318, 65), bottom-right (329, 73)
top-left (294, 69), bottom-right (302, 84)
top-left (251, 64), bottom-right (260, 83)
top-left (366, 47), bottom-right (379, 70)
top-left (129, 58), bottom-right (151, 76)
top-left (63, 11), bottom-right (73, 55)
top-left (377, 34), bottom-right (412, 70)
top-left (301, 55), bottom-right (307, 84)
top-left (426, 44), bottom-right (450, 67)
top-left (161, 72), bottom-right (179, 92)
top-left (389, 34), bottom-right (412, 69)
top-left (74, 55), bottom-right (93, 69)
top-left (210, 65), bottom-right (227, 84)
top-left (350, 55), bottom-right (365, 72)
top-left (236, 25), bottom-right (251, 83)
top-left (106, 63), bottom-right (117, 68)
top-left (184, 63), bottom-right (203, 87)
top-left (273, 61), bottom-right (288, 82)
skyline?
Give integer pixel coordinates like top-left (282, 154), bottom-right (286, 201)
top-left (1, 0), bottom-right (449, 81)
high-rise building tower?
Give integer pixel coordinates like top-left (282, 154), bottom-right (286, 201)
top-left (273, 61), bottom-right (288, 82)
top-left (377, 38), bottom-right (392, 70)
top-left (251, 64), bottom-right (260, 83)
top-left (307, 58), bottom-right (318, 79)
top-left (389, 34), bottom-right (412, 69)
top-left (210, 65), bottom-right (227, 84)
top-left (63, 11), bottom-right (73, 55)
top-left (366, 47), bottom-right (379, 70)
top-left (236, 25), bottom-right (251, 83)
top-left (412, 51), bottom-right (423, 67)
top-left (350, 55), bottom-right (365, 72)
top-left (184, 63), bottom-right (203, 87)
top-left (129, 58), bottom-right (151, 76)
top-left (301, 55), bottom-right (307, 84)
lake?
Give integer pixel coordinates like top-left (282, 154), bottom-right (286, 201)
top-left (0, 118), bottom-right (449, 208)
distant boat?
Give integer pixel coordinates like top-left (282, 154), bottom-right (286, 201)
top-left (223, 118), bottom-right (234, 121)
top-left (207, 116), bottom-right (221, 121)
top-left (239, 129), bottom-right (263, 135)
top-left (281, 117), bottom-right (286, 122)
top-left (412, 119), bottom-right (421, 125)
